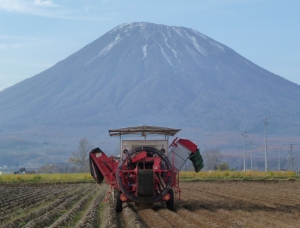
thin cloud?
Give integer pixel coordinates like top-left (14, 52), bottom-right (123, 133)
top-left (0, 0), bottom-right (28, 12)
top-left (0, 0), bottom-right (112, 20)
top-left (0, 42), bottom-right (37, 50)
top-left (0, 34), bottom-right (43, 50)
top-left (34, 0), bottom-right (57, 7)
top-left (0, 0), bottom-right (71, 18)
top-left (0, 43), bottom-right (22, 49)
top-left (0, 34), bottom-right (40, 41)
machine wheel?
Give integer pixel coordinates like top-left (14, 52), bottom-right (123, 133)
top-left (115, 190), bottom-right (122, 212)
top-left (166, 188), bottom-right (175, 211)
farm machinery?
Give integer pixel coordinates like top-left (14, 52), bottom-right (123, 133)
top-left (89, 126), bottom-right (204, 212)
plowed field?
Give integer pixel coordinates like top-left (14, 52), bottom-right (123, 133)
top-left (1, 181), bottom-right (299, 227)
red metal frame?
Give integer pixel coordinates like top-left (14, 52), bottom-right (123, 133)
top-left (117, 151), bottom-right (174, 201)
top-left (89, 137), bottom-right (201, 204)
top-left (90, 152), bottom-right (118, 186)
top-left (88, 126), bottom-right (204, 210)
top-left (90, 149), bottom-right (181, 203)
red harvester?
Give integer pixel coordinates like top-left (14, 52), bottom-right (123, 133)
top-left (89, 126), bottom-right (204, 212)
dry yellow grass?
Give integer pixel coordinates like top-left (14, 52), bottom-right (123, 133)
top-left (0, 173), bottom-right (93, 183)
top-left (179, 171), bottom-right (298, 181)
top-left (0, 171), bottom-right (298, 184)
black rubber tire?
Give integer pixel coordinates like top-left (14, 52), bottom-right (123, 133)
top-left (166, 188), bottom-right (175, 211)
top-left (137, 169), bottom-right (154, 197)
top-left (115, 190), bottom-right (122, 212)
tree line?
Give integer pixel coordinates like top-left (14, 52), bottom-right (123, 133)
top-left (202, 148), bottom-right (230, 171)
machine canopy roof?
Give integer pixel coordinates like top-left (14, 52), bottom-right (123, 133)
top-left (108, 125), bottom-right (181, 137)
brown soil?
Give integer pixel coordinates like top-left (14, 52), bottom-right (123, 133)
top-left (1, 181), bottom-right (299, 227)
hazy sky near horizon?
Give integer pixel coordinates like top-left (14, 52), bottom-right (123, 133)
top-left (0, 0), bottom-right (299, 91)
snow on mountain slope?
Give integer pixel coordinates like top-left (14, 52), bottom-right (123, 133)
top-left (0, 22), bottom-right (300, 166)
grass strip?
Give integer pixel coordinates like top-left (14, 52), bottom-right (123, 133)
top-left (1, 171), bottom-right (299, 184)
top-left (179, 171), bottom-right (300, 181)
top-left (0, 173), bottom-right (94, 184)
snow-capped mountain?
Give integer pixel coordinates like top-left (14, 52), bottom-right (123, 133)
top-left (0, 22), bottom-right (300, 166)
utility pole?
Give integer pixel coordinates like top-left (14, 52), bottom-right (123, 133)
top-left (249, 140), bottom-right (253, 171)
top-left (298, 153), bottom-right (300, 175)
top-left (241, 131), bottom-right (247, 172)
top-left (289, 144), bottom-right (294, 171)
top-left (278, 149), bottom-right (280, 171)
top-left (263, 118), bottom-right (268, 172)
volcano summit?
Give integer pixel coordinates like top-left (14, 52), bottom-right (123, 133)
top-left (0, 22), bottom-right (299, 166)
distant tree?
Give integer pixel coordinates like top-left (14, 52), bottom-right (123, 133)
top-left (203, 148), bottom-right (222, 171)
top-left (69, 138), bottom-right (93, 173)
top-left (38, 163), bottom-right (71, 174)
top-left (38, 164), bottom-right (56, 173)
top-left (217, 162), bottom-right (230, 171)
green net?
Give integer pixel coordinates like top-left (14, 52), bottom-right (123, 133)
top-left (189, 149), bottom-right (204, 173)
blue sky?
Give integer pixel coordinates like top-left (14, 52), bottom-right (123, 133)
top-left (0, 0), bottom-right (299, 91)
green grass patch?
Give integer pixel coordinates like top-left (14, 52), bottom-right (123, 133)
top-left (179, 171), bottom-right (300, 181)
top-left (0, 173), bottom-right (94, 184)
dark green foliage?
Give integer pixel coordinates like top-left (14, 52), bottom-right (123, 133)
top-left (217, 162), bottom-right (230, 171)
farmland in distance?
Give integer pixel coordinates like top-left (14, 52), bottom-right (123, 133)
top-left (1, 181), bottom-right (300, 227)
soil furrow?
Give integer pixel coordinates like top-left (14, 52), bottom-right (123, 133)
top-left (157, 208), bottom-right (196, 227)
top-left (73, 184), bottom-right (107, 228)
top-left (138, 208), bottom-right (172, 228)
top-left (0, 184), bottom-right (90, 228)
top-left (49, 190), bottom-right (96, 228)
top-left (122, 203), bottom-right (144, 228)
top-left (1, 181), bottom-right (300, 228)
